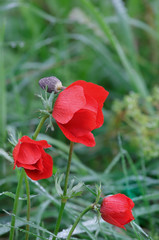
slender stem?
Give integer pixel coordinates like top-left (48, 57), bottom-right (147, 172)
top-left (9, 115), bottom-right (49, 240)
top-left (9, 168), bottom-right (25, 240)
top-left (24, 173), bottom-right (30, 240)
top-left (67, 205), bottom-right (93, 240)
top-left (53, 141), bottom-right (74, 240)
top-left (63, 142), bottom-right (74, 195)
top-left (32, 115), bottom-right (48, 140)
top-left (53, 202), bottom-right (66, 240)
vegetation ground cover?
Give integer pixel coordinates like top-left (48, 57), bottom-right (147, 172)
top-left (0, 0), bottom-right (159, 239)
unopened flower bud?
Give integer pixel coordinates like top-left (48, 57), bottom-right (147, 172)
top-left (39, 76), bottom-right (63, 93)
top-left (100, 193), bottom-right (135, 229)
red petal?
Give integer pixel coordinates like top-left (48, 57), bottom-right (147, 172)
top-left (109, 194), bottom-right (135, 210)
top-left (17, 143), bottom-right (41, 164)
top-left (13, 140), bottom-right (21, 169)
top-left (67, 80), bottom-right (109, 106)
top-left (52, 85), bottom-right (86, 124)
top-left (67, 81), bottom-right (108, 129)
top-left (57, 121), bottom-right (95, 147)
top-left (25, 151), bottom-right (53, 180)
top-left (96, 107), bottom-right (104, 128)
top-left (16, 158), bottom-right (44, 171)
top-left (20, 136), bottom-right (51, 148)
top-left (127, 197), bottom-right (135, 209)
top-left (84, 95), bottom-right (104, 129)
top-left (34, 157), bottom-right (44, 172)
top-left (83, 94), bottom-right (98, 113)
top-left (16, 162), bottom-right (37, 170)
top-left (101, 213), bottom-right (126, 229)
top-left (64, 109), bottom-right (97, 137)
top-left (118, 209), bottom-right (135, 225)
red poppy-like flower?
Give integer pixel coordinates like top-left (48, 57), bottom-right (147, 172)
top-left (13, 136), bottom-right (53, 180)
top-left (100, 194), bottom-right (135, 229)
top-left (52, 80), bottom-right (109, 147)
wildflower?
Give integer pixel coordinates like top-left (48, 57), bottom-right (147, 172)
top-left (100, 193), bottom-right (135, 229)
top-left (52, 80), bottom-right (109, 147)
top-left (13, 136), bottom-right (53, 180)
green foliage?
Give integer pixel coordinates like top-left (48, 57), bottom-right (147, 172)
top-left (0, 0), bottom-right (159, 239)
top-left (113, 87), bottom-right (159, 160)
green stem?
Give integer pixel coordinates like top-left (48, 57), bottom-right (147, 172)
top-left (63, 142), bottom-right (74, 195)
top-left (53, 141), bottom-right (74, 240)
top-left (32, 115), bottom-right (48, 140)
top-left (67, 205), bottom-right (93, 240)
top-left (9, 115), bottom-right (49, 240)
top-left (9, 168), bottom-right (25, 240)
top-left (53, 202), bottom-right (65, 240)
top-left (24, 173), bottom-right (30, 240)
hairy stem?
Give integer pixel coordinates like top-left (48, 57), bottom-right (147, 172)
top-left (53, 141), bottom-right (74, 239)
top-left (63, 142), bottom-right (74, 195)
top-left (32, 115), bottom-right (48, 140)
top-left (9, 168), bottom-right (25, 240)
top-left (67, 205), bottom-right (93, 240)
top-left (24, 173), bottom-right (31, 240)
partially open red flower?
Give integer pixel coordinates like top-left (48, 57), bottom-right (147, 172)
top-left (100, 194), bottom-right (135, 229)
top-left (13, 136), bottom-right (53, 180)
top-left (52, 80), bottom-right (109, 147)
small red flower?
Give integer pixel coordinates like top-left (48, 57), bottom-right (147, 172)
top-left (52, 80), bottom-right (109, 147)
top-left (13, 136), bottom-right (53, 180)
top-left (100, 194), bottom-right (135, 229)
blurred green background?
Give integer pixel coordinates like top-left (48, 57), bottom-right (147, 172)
top-left (1, 0), bottom-right (159, 239)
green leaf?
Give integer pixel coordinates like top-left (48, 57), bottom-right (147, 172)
top-left (0, 148), bottom-right (13, 163)
top-left (55, 173), bottom-right (64, 196)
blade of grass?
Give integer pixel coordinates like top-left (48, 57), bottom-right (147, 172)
top-left (0, 21), bottom-right (6, 146)
top-left (104, 153), bottom-right (121, 175)
top-left (35, 200), bottom-right (51, 240)
top-left (118, 136), bottom-right (153, 231)
top-left (80, 0), bottom-right (149, 98)
top-left (111, 0), bottom-right (138, 68)
top-left (4, 209), bottom-right (58, 238)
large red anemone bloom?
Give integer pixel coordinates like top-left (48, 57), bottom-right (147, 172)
top-left (13, 136), bottom-right (53, 180)
top-left (100, 194), bottom-right (135, 229)
top-left (52, 80), bottom-right (109, 147)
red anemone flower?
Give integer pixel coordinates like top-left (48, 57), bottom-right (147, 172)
top-left (52, 80), bottom-right (109, 147)
top-left (13, 136), bottom-right (53, 180)
top-left (100, 194), bottom-right (135, 229)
